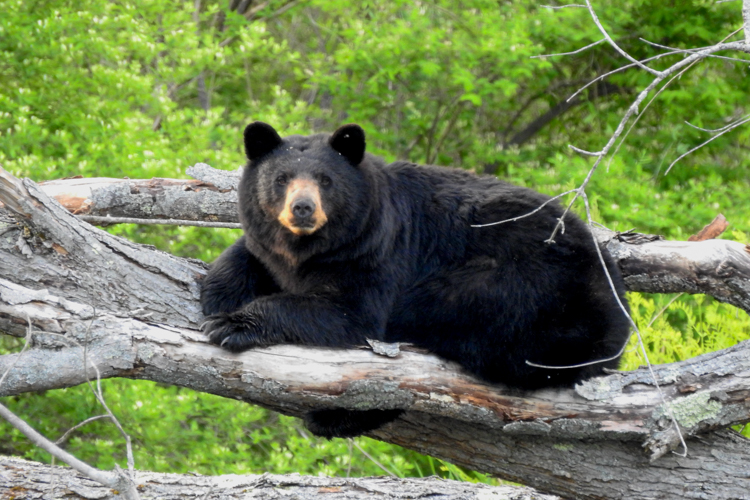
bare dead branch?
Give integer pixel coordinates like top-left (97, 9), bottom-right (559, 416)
top-left (548, 39), bottom-right (750, 242)
top-left (55, 415), bottom-right (111, 445)
top-left (531, 38), bottom-right (605, 59)
top-left (80, 215), bottom-right (242, 229)
top-left (541, 4), bottom-right (587, 9)
top-left (0, 403), bottom-right (140, 499)
top-left (470, 189), bottom-right (578, 228)
top-left (582, 194), bottom-right (688, 459)
top-left (666, 114), bottom-right (750, 174)
top-left (606, 26), bottom-right (749, 171)
top-left (37, 164), bottom-right (241, 223)
top-left (584, 0), bottom-right (661, 76)
top-left (638, 37), bottom-right (750, 64)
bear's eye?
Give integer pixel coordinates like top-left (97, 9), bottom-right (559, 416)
top-left (320, 175), bottom-right (332, 187)
top-left (275, 174), bottom-right (288, 186)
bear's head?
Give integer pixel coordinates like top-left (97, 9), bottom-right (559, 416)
top-left (239, 122), bottom-right (373, 254)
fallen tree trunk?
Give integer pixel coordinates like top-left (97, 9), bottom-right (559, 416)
top-left (2, 166), bottom-right (750, 500)
top-left (0, 455), bottom-right (558, 500)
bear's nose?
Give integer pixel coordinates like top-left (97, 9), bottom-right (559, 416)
top-left (292, 198), bottom-right (316, 219)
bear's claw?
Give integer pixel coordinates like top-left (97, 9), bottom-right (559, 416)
top-left (202, 313), bottom-right (265, 352)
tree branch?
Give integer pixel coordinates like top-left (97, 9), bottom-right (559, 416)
top-left (35, 163), bottom-right (240, 223)
top-left (595, 227), bottom-right (750, 314)
top-left (503, 81), bottom-right (620, 149)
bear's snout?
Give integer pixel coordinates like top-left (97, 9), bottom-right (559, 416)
top-left (292, 198), bottom-right (316, 219)
top-left (277, 178), bottom-right (328, 236)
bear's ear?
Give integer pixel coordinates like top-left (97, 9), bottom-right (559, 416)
top-left (329, 124), bottom-right (366, 165)
top-left (244, 122), bottom-right (283, 161)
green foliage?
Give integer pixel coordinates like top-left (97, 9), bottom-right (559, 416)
top-left (1, 0), bottom-right (749, 481)
top-left (622, 293), bottom-right (750, 369)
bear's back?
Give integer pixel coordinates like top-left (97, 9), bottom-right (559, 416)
top-left (379, 161), bottom-right (576, 258)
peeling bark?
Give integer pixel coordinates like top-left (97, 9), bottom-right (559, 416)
top-left (36, 164), bottom-right (240, 223)
top-left (2, 166), bottom-right (750, 500)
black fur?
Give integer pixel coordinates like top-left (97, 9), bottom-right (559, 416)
top-left (243, 121), bottom-right (283, 160)
top-left (329, 123), bottom-right (366, 165)
top-left (201, 122), bottom-right (631, 438)
top-left (304, 409), bottom-right (405, 439)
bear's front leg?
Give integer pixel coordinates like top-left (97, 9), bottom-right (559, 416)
top-left (200, 238), bottom-right (279, 316)
top-left (202, 292), bottom-right (384, 352)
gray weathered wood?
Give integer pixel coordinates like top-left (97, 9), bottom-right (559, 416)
top-left (595, 227), bottom-right (750, 314)
top-left (2, 166), bottom-right (750, 500)
top-left (0, 455), bottom-right (557, 500)
top-left (36, 163), bottom-right (240, 223)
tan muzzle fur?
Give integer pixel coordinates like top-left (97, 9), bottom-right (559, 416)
top-left (277, 178), bottom-right (328, 236)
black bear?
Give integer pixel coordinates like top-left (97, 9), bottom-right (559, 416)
top-left (201, 121), bottom-right (631, 438)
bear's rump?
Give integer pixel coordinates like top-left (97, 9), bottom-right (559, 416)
top-left (384, 249), bottom-right (625, 389)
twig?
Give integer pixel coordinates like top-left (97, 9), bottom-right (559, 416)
top-left (470, 189), bottom-right (578, 228)
top-left (526, 193), bottom-right (635, 371)
top-left (0, 315), bottom-right (139, 481)
top-left (584, 0), bottom-right (662, 76)
top-left (346, 438), bottom-right (353, 478)
top-left (80, 215), bottom-right (241, 229)
top-left (566, 49), bottom-right (682, 103)
top-left (548, 40), bottom-right (750, 243)
top-left (563, 37), bottom-right (747, 105)
top-left (581, 193), bottom-right (688, 460)
top-left (605, 58), bottom-right (693, 172)
top-left (532, 39), bottom-right (606, 59)
top-left (351, 439), bottom-right (398, 478)
top-left (541, 4), bottom-right (587, 8)
top-left (685, 112), bottom-right (750, 133)
top-left (606, 27), bottom-right (749, 171)
top-left (639, 37), bottom-right (750, 64)
top-left (665, 115), bottom-right (750, 174)
top-left (81, 300), bottom-right (137, 479)
top-left (55, 415), bottom-right (112, 445)
top-left (0, 402), bottom-right (140, 498)
top-left (569, 145), bottom-right (603, 156)
top-left (647, 293), bottom-right (684, 329)
top-left (527, 193), bottom-right (689, 460)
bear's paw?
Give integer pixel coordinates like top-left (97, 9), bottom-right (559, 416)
top-left (201, 312), bottom-right (266, 352)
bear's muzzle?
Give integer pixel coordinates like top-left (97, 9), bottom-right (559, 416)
top-left (278, 178), bottom-right (328, 236)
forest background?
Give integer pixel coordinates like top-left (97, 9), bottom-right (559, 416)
top-left (1, 0), bottom-right (749, 484)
